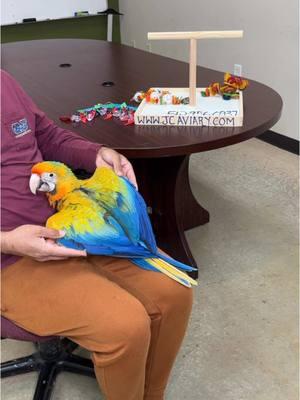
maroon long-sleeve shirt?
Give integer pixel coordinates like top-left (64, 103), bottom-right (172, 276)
top-left (1, 70), bottom-right (102, 268)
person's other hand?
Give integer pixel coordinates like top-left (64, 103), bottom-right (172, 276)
top-left (96, 147), bottom-right (138, 189)
top-left (1, 225), bottom-right (86, 262)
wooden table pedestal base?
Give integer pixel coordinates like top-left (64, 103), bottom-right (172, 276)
top-left (132, 156), bottom-right (209, 279)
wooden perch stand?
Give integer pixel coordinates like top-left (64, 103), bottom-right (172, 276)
top-left (147, 30), bottom-right (244, 106)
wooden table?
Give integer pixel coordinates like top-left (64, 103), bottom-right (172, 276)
top-left (2, 39), bottom-right (283, 277)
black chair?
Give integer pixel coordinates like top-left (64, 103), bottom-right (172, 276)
top-left (1, 316), bottom-right (96, 400)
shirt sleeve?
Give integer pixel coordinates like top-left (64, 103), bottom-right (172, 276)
top-left (34, 111), bottom-right (102, 173)
top-left (5, 70), bottom-right (102, 173)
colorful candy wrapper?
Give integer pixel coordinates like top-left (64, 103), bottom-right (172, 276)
top-left (160, 92), bottom-right (173, 105)
top-left (86, 110), bottom-right (96, 122)
top-left (181, 97), bottom-right (190, 105)
top-left (112, 107), bottom-right (121, 117)
top-left (71, 114), bottom-right (81, 123)
top-left (63, 101), bottom-right (137, 127)
top-left (131, 91), bottom-right (146, 103)
top-left (119, 110), bottom-right (129, 122)
top-left (201, 73), bottom-right (249, 100)
top-left (59, 115), bottom-right (72, 123)
top-left (80, 113), bottom-right (88, 123)
top-left (98, 108), bottom-right (108, 117)
top-left (146, 89), bottom-right (162, 104)
top-left (103, 112), bottom-right (113, 120)
top-left (201, 82), bottom-right (221, 97)
top-left (124, 111), bottom-right (135, 125)
top-left (224, 73), bottom-right (249, 90)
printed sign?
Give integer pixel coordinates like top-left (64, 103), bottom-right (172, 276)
top-left (134, 88), bottom-right (243, 127)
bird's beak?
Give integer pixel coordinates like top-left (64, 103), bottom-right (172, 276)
top-left (29, 173), bottom-right (56, 194)
top-left (29, 173), bottom-right (41, 195)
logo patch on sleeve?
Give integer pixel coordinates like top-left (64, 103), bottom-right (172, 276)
top-left (11, 118), bottom-right (31, 137)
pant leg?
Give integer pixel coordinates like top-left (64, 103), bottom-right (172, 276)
top-left (89, 256), bottom-right (194, 400)
top-left (1, 256), bottom-right (151, 400)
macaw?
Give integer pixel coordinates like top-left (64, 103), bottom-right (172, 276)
top-left (29, 161), bottom-right (197, 287)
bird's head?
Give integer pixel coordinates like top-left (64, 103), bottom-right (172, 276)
top-left (29, 161), bottom-right (79, 205)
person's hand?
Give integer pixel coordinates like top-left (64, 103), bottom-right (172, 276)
top-left (1, 225), bottom-right (86, 262)
top-left (96, 147), bottom-right (138, 189)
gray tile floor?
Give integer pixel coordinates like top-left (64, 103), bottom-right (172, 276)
top-left (1, 138), bottom-right (299, 399)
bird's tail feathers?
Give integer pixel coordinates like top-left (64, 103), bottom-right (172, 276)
top-left (157, 252), bottom-right (197, 272)
top-left (132, 257), bottom-right (198, 288)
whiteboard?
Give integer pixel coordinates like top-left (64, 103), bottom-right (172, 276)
top-left (1, 0), bottom-right (107, 25)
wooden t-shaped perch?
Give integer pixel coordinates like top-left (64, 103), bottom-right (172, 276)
top-left (147, 30), bottom-right (243, 106)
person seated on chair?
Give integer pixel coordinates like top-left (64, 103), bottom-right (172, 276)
top-left (0, 70), bottom-right (193, 400)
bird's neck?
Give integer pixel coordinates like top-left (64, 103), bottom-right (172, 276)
top-left (47, 179), bottom-right (81, 208)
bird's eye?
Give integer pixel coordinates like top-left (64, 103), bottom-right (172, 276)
top-left (49, 173), bottom-right (54, 177)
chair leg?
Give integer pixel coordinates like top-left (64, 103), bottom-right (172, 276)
top-left (1, 355), bottom-right (40, 377)
top-left (61, 353), bottom-right (95, 378)
top-left (33, 363), bottom-right (59, 400)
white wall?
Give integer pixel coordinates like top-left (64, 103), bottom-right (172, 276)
top-left (120, 0), bottom-right (299, 140)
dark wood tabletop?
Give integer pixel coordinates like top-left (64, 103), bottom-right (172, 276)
top-left (1, 39), bottom-right (282, 158)
top-left (1, 39), bottom-right (283, 276)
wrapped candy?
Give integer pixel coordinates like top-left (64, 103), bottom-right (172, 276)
top-left (201, 72), bottom-right (249, 100)
top-left (161, 92), bottom-right (173, 105)
top-left (125, 113), bottom-right (135, 125)
top-left (71, 114), bottom-right (81, 123)
top-left (80, 113), bottom-right (87, 123)
top-left (112, 107), bottom-right (122, 117)
top-left (98, 108), bottom-right (108, 117)
top-left (103, 112), bottom-right (113, 120)
top-left (131, 91), bottom-right (146, 103)
top-left (146, 89), bottom-right (162, 104)
top-left (119, 110), bottom-right (128, 121)
top-left (142, 89), bottom-right (187, 105)
top-left (172, 96), bottom-right (181, 105)
top-left (201, 82), bottom-right (221, 97)
top-left (181, 97), bottom-right (190, 105)
top-left (220, 84), bottom-right (240, 100)
top-left (224, 72), bottom-right (249, 90)
top-left (59, 115), bottom-right (72, 123)
top-left (62, 102), bottom-right (137, 126)
top-left (86, 110), bottom-right (96, 122)
top-left (121, 110), bottom-right (135, 125)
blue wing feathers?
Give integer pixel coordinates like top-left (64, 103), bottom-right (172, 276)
top-left (54, 170), bottom-right (194, 277)
top-left (133, 188), bottom-right (157, 253)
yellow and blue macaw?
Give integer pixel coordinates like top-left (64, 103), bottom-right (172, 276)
top-left (29, 161), bottom-right (197, 287)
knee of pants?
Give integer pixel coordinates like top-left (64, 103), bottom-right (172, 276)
top-left (87, 298), bottom-right (151, 363)
top-left (119, 304), bottom-right (151, 353)
top-left (154, 277), bottom-right (194, 317)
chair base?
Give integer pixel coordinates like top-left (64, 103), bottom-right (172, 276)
top-left (1, 338), bottom-right (95, 400)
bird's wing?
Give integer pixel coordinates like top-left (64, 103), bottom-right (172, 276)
top-left (82, 167), bottom-right (157, 253)
top-left (46, 190), bottom-right (151, 257)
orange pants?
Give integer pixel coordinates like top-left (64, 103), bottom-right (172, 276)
top-left (1, 255), bottom-right (193, 400)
